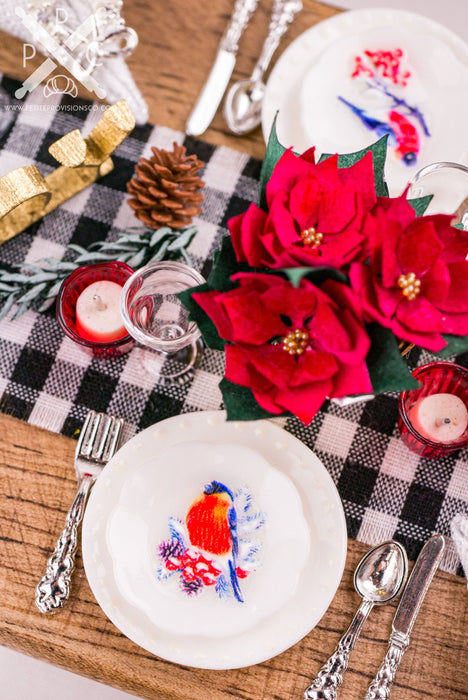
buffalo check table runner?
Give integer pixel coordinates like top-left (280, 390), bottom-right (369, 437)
top-left (0, 77), bottom-right (466, 576)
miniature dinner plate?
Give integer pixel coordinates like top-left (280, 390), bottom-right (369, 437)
top-left (82, 411), bottom-right (347, 670)
top-left (262, 9), bottom-right (468, 195)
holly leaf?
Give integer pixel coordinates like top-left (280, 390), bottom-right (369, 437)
top-left (220, 378), bottom-right (287, 421)
top-left (207, 236), bottom-right (247, 291)
top-left (407, 194), bottom-right (433, 217)
top-left (437, 334), bottom-right (468, 358)
top-left (320, 135), bottom-right (389, 197)
top-left (365, 323), bottom-right (419, 393)
top-left (258, 114), bottom-right (287, 212)
top-left (283, 266), bottom-right (348, 288)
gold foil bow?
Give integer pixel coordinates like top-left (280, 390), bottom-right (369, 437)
top-left (0, 99), bottom-right (135, 245)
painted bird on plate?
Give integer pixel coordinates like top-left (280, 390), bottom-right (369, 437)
top-left (186, 480), bottom-right (243, 602)
top-left (338, 95), bottom-right (420, 165)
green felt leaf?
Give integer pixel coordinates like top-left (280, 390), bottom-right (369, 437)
top-left (320, 136), bottom-right (389, 197)
top-left (258, 114), bottom-right (286, 212)
top-left (283, 266), bottom-right (348, 288)
top-left (436, 334), bottom-right (468, 358)
top-left (365, 323), bottom-right (419, 393)
top-left (407, 194), bottom-right (433, 217)
top-left (178, 282), bottom-right (225, 351)
top-left (220, 378), bottom-right (287, 421)
top-left (207, 236), bottom-right (246, 291)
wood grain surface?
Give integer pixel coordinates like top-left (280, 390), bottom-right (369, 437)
top-left (0, 1), bottom-right (467, 698)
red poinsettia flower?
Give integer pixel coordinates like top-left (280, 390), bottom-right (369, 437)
top-left (229, 148), bottom-right (377, 270)
top-left (192, 273), bottom-right (372, 424)
top-left (349, 194), bottom-right (468, 351)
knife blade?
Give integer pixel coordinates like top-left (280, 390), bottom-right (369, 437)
top-left (364, 534), bottom-right (445, 700)
top-left (186, 0), bottom-right (259, 136)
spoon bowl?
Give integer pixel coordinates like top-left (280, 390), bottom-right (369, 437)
top-left (355, 540), bottom-right (408, 604)
top-left (224, 79), bottom-right (265, 135)
top-left (304, 540), bottom-right (408, 700)
top-left (224, 0), bottom-right (302, 135)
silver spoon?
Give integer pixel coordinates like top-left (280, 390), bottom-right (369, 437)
top-left (224, 0), bottom-right (302, 135)
top-left (304, 540), bottom-right (408, 700)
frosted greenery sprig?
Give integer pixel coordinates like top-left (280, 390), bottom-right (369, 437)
top-left (0, 225), bottom-right (197, 320)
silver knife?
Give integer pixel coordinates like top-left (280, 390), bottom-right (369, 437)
top-left (186, 0), bottom-right (260, 136)
top-left (364, 534), bottom-right (445, 700)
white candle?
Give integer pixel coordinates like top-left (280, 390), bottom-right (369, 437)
top-left (409, 392), bottom-right (468, 443)
top-left (75, 280), bottom-right (127, 343)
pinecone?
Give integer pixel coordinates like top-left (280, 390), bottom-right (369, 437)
top-left (158, 538), bottom-right (185, 561)
top-left (180, 576), bottom-right (203, 596)
top-left (127, 142), bottom-right (205, 229)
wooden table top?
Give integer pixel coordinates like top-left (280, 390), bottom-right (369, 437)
top-left (0, 2), bottom-right (466, 699)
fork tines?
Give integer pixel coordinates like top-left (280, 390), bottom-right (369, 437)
top-left (77, 410), bottom-right (124, 463)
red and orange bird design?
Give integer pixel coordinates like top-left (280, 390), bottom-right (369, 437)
top-left (186, 480), bottom-right (243, 602)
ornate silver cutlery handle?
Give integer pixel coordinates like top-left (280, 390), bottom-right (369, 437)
top-left (222, 0), bottom-right (260, 53)
top-left (304, 599), bottom-right (374, 700)
top-left (251, 0), bottom-right (302, 84)
top-left (364, 631), bottom-right (410, 700)
top-left (35, 475), bottom-right (93, 614)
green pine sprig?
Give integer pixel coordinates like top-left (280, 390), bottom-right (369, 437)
top-left (0, 225), bottom-right (197, 320)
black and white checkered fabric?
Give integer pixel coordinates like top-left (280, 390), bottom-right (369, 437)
top-left (0, 77), bottom-right (466, 576)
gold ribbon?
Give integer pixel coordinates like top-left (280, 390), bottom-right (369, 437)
top-left (0, 99), bottom-right (135, 245)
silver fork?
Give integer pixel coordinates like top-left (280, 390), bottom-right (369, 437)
top-left (35, 410), bottom-right (124, 614)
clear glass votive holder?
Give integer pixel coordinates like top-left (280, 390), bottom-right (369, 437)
top-left (57, 261), bottom-right (135, 359)
top-left (398, 361), bottom-right (468, 458)
top-left (120, 260), bottom-right (206, 384)
top-left (407, 161), bottom-right (468, 227)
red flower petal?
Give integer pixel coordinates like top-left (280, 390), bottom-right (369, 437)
top-left (421, 260), bottom-right (450, 304)
top-left (266, 200), bottom-right (302, 249)
top-left (247, 344), bottom-right (297, 390)
top-left (439, 309), bottom-right (468, 335)
top-left (331, 361), bottom-right (372, 398)
top-left (317, 185), bottom-right (360, 232)
top-left (395, 295), bottom-right (443, 334)
top-left (427, 214), bottom-right (468, 260)
top-left (337, 151), bottom-right (377, 210)
top-left (272, 379), bottom-right (334, 424)
top-left (224, 345), bottom-right (271, 391)
top-left (290, 350), bottom-right (338, 385)
top-left (397, 219), bottom-right (444, 274)
top-left (299, 147), bottom-right (318, 165)
top-left (192, 290), bottom-right (234, 340)
top-left (437, 261), bottom-right (468, 313)
top-left (229, 204), bottom-right (268, 265)
top-left (288, 176), bottom-right (321, 228)
top-left (220, 289), bottom-right (281, 344)
top-left (266, 149), bottom-right (315, 205)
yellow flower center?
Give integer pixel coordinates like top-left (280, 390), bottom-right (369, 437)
top-left (282, 328), bottom-right (309, 355)
top-left (397, 272), bottom-right (421, 301)
top-left (300, 227), bottom-right (323, 249)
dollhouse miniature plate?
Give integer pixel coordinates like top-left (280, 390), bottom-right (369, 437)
top-left (262, 9), bottom-right (468, 195)
top-left (82, 411), bottom-right (347, 670)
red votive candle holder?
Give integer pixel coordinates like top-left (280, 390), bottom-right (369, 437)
top-left (57, 261), bottom-right (135, 358)
top-left (398, 361), bottom-right (468, 458)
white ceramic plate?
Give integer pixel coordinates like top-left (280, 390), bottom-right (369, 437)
top-left (82, 411), bottom-right (347, 670)
top-left (262, 9), bottom-right (468, 195)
